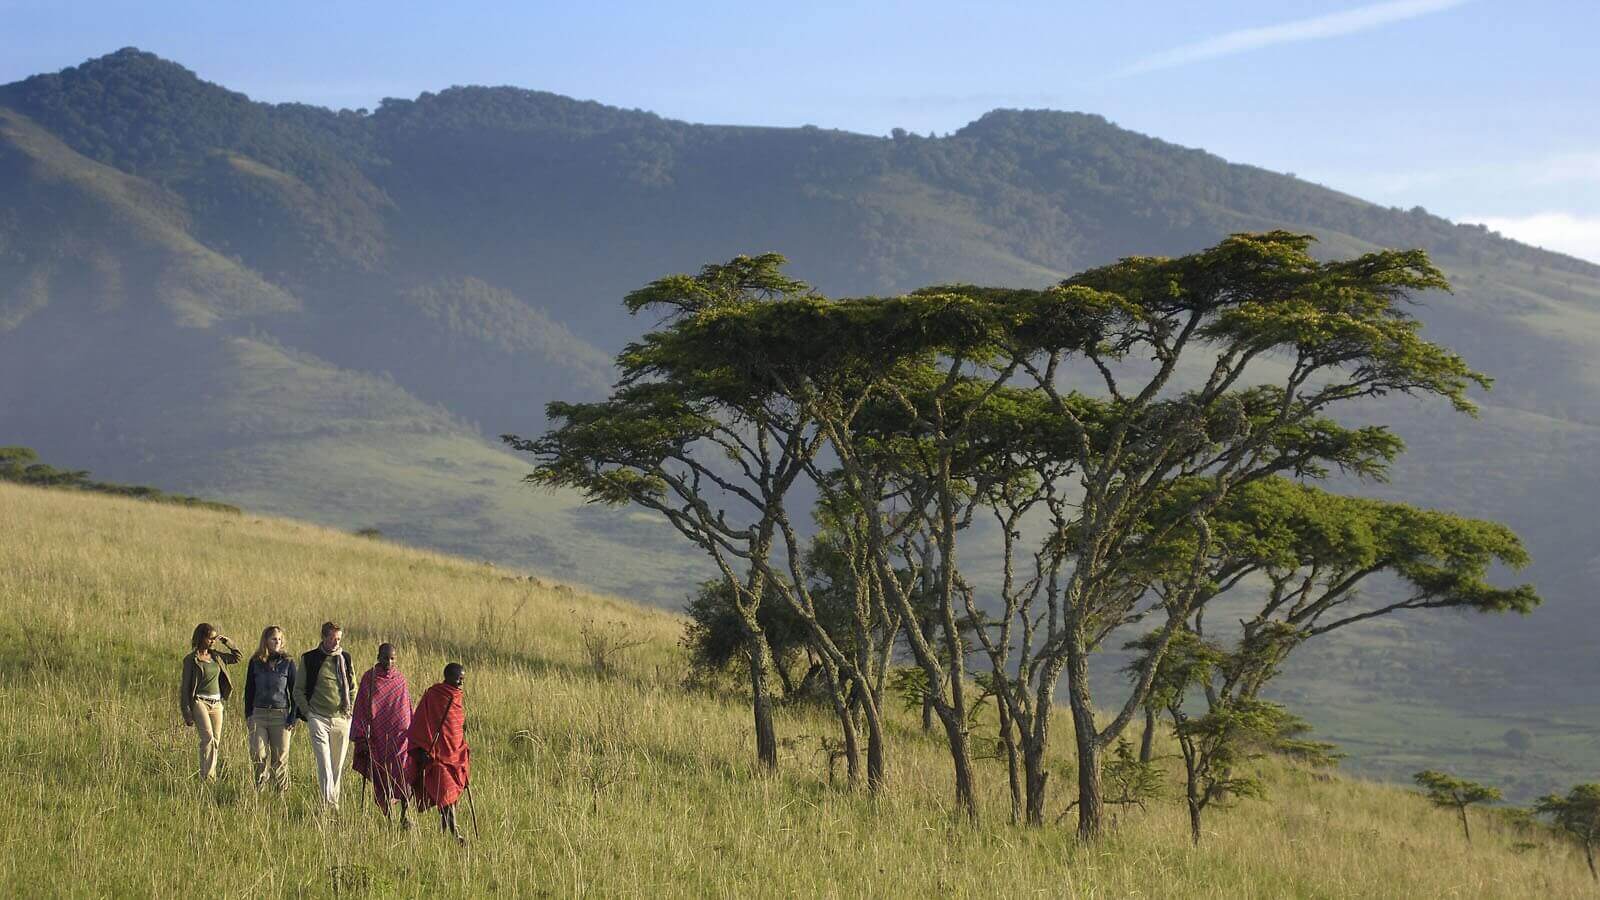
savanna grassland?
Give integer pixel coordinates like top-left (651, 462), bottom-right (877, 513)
top-left (0, 483), bottom-right (1592, 898)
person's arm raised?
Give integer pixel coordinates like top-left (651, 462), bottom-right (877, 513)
top-left (214, 635), bottom-right (243, 665)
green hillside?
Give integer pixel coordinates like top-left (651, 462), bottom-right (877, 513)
top-left (1, 484), bottom-right (1594, 897)
top-left (2, 48), bottom-right (1597, 800)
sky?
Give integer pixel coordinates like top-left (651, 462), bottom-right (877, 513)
top-left (4, 0), bottom-right (1598, 262)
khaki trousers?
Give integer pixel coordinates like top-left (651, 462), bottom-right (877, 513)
top-left (191, 698), bottom-right (224, 781)
top-left (248, 709), bottom-right (294, 791)
top-left (306, 713), bottom-right (351, 807)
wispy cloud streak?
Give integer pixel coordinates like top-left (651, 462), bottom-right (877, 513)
top-left (1118, 0), bottom-right (1470, 77)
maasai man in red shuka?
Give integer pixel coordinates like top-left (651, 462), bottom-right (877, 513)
top-left (408, 662), bottom-right (471, 843)
top-left (350, 642), bottom-right (413, 825)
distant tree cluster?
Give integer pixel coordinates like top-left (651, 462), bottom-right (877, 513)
top-left (1407, 769), bottom-right (1600, 881)
top-left (0, 446), bottom-right (238, 513)
top-left (508, 233), bottom-right (1542, 845)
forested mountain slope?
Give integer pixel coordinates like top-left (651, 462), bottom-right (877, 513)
top-left (2, 49), bottom-right (1596, 798)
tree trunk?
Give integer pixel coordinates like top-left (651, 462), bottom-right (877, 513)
top-left (998, 700), bottom-right (1022, 825)
top-left (1022, 695), bottom-right (1054, 826)
top-left (773, 656), bottom-right (796, 697)
top-left (921, 691), bottom-right (935, 733)
top-left (858, 636), bottom-right (889, 794)
top-left (1585, 840), bottom-right (1596, 881)
top-left (747, 634), bottom-right (778, 772)
top-left (1023, 743), bottom-right (1049, 827)
top-left (1139, 707), bottom-right (1156, 764)
top-left (1458, 805), bottom-right (1472, 844)
top-left (936, 705), bottom-right (979, 822)
top-left (824, 666), bottom-right (862, 786)
top-left (1177, 723), bottom-right (1203, 846)
top-left (1066, 628), bottom-right (1104, 841)
top-left (864, 703), bottom-right (887, 793)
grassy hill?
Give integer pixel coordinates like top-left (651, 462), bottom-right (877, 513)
top-left (3, 47), bottom-right (1599, 799)
top-left (1, 484), bottom-right (1594, 897)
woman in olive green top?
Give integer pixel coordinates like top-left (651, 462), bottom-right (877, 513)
top-left (180, 622), bottom-right (242, 781)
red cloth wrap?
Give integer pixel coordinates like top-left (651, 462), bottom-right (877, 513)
top-left (407, 682), bottom-right (470, 810)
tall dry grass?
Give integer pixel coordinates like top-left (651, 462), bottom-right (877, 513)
top-left (0, 483), bottom-right (1591, 897)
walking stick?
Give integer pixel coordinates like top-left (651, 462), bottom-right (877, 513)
top-left (464, 776), bottom-right (480, 842)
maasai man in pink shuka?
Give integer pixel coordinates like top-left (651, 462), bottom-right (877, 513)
top-left (350, 642), bottom-right (413, 825)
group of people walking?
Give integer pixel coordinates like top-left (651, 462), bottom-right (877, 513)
top-left (178, 621), bottom-right (474, 841)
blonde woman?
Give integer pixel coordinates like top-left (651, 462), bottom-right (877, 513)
top-left (243, 626), bottom-right (298, 791)
top-left (178, 623), bottom-right (242, 781)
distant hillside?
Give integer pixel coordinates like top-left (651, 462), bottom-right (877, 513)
top-left (2, 49), bottom-right (1598, 799)
top-left (3, 483), bottom-right (1595, 896)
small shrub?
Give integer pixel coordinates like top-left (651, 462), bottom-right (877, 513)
top-left (578, 619), bottom-right (647, 675)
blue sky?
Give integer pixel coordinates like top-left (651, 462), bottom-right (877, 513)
top-left (5, 0), bottom-right (1598, 261)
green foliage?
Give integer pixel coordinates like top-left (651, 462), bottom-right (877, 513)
top-left (1173, 700), bottom-right (1283, 803)
top-left (1119, 472), bottom-right (1540, 726)
top-left (1127, 629), bottom-right (1326, 843)
top-left (0, 48), bottom-right (377, 185)
top-left (681, 579), bottom-right (820, 693)
top-left (1414, 769), bottom-right (1502, 842)
top-left (1267, 710), bottom-right (1344, 769)
top-left (1415, 769), bottom-right (1503, 808)
top-left (1102, 739), bottom-right (1163, 809)
top-left (890, 666), bottom-right (932, 716)
top-left (1535, 784), bottom-right (1600, 879)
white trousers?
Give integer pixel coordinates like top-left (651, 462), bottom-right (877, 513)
top-left (306, 713), bottom-right (351, 807)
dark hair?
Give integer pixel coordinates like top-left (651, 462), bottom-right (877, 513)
top-left (190, 623), bottom-right (215, 651)
top-left (377, 642), bottom-right (395, 661)
top-left (444, 662), bottom-right (464, 681)
top-left (320, 621), bottom-right (341, 639)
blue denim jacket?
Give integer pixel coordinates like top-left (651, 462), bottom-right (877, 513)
top-left (243, 655), bottom-right (297, 722)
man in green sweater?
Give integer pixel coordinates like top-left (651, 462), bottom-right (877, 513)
top-left (296, 621), bottom-right (357, 809)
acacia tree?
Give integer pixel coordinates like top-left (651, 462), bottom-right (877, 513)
top-left (1126, 630), bottom-right (1303, 845)
top-left (658, 294), bottom-right (1031, 818)
top-left (1196, 479), bottom-right (1535, 704)
top-left (507, 254), bottom-right (824, 773)
top-left (1415, 769), bottom-right (1502, 843)
top-left (1537, 784), bottom-right (1600, 881)
top-left (675, 233), bottom-right (1489, 833)
top-left (534, 258), bottom-right (922, 794)
top-left (1126, 475), bottom-right (1538, 754)
top-left (516, 233), bottom-right (1505, 840)
top-left (682, 579), bottom-right (822, 697)
top-left (935, 232), bottom-right (1488, 839)
top-left (800, 491), bottom-right (905, 786)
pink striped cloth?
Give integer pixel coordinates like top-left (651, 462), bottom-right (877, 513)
top-left (351, 666), bottom-right (413, 806)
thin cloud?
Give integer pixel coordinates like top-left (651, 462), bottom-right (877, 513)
top-left (1118, 0), bottom-right (1470, 77)
top-left (1469, 212), bottom-right (1600, 266)
top-left (1315, 152), bottom-right (1600, 198)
